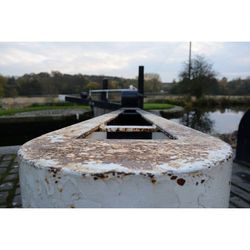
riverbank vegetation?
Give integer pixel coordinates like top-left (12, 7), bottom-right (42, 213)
top-left (0, 95), bottom-right (248, 117)
top-left (0, 103), bottom-right (89, 116)
top-left (147, 95), bottom-right (250, 109)
top-left (1, 54), bottom-right (250, 114)
top-left (0, 101), bottom-right (174, 116)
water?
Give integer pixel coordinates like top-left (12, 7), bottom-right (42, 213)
top-left (0, 107), bottom-right (248, 146)
top-left (168, 107), bottom-right (248, 135)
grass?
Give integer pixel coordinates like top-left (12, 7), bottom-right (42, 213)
top-left (145, 95), bottom-right (250, 108)
top-left (0, 101), bottom-right (175, 116)
top-left (144, 103), bottom-right (174, 110)
top-left (0, 103), bottom-right (90, 116)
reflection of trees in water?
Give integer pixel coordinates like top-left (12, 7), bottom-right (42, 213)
top-left (181, 109), bottom-right (214, 134)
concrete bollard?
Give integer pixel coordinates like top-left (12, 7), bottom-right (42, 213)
top-left (18, 108), bottom-right (233, 208)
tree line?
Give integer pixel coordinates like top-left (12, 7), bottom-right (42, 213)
top-left (1, 56), bottom-right (250, 98)
top-left (168, 55), bottom-right (250, 97)
top-left (0, 71), bottom-right (163, 97)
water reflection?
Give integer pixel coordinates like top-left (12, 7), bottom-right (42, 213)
top-left (179, 109), bottom-right (214, 134)
top-left (168, 107), bottom-right (247, 135)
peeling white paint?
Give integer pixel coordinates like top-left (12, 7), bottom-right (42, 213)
top-left (83, 162), bottom-right (130, 173)
top-left (47, 135), bottom-right (65, 143)
top-left (35, 159), bottom-right (59, 168)
top-left (18, 108), bottom-right (233, 208)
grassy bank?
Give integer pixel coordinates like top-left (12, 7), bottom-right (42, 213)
top-left (0, 103), bottom-right (90, 116)
top-left (0, 102), bottom-right (175, 116)
top-left (143, 103), bottom-right (174, 110)
top-left (0, 96), bottom-right (59, 109)
top-left (145, 95), bottom-right (250, 108)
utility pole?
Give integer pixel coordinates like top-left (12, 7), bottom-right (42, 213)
top-left (188, 41), bottom-right (192, 80)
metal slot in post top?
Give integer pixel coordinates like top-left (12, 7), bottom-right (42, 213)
top-left (104, 125), bottom-right (157, 133)
top-left (85, 109), bottom-right (171, 140)
top-left (103, 124), bottom-right (157, 140)
top-left (105, 109), bottom-right (155, 139)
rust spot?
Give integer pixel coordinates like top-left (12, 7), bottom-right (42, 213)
top-left (116, 172), bottom-right (132, 177)
top-left (147, 173), bottom-right (154, 178)
top-left (170, 175), bottom-right (177, 180)
top-left (45, 177), bottom-right (49, 184)
top-left (69, 204), bottom-right (75, 208)
top-left (151, 178), bottom-right (157, 184)
top-left (177, 178), bottom-right (185, 186)
top-left (94, 173), bottom-right (106, 179)
top-left (91, 171), bottom-right (132, 180)
top-left (201, 179), bottom-right (205, 184)
top-left (19, 109), bottom-right (233, 178)
top-left (48, 167), bottom-right (61, 174)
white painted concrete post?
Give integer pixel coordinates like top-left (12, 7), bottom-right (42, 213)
top-left (18, 109), bottom-right (233, 208)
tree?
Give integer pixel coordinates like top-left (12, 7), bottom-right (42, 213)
top-left (86, 82), bottom-right (100, 90)
top-left (17, 77), bottom-right (43, 96)
top-left (218, 77), bottom-right (228, 95)
top-left (178, 55), bottom-right (218, 98)
top-left (144, 73), bottom-right (162, 92)
top-left (0, 75), bottom-right (6, 97)
top-left (4, 77), bottom-right (18, 97)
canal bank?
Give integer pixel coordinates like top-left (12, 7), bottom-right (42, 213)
top-left (148, 106), bottom-right (184, 118)
top-left (0, 109), bottom-right (92, 146)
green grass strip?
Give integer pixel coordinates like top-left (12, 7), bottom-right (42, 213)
top-left (144, 103), bottom-right (174, 110)
top-left (0, 104), bottom-right (90, 116)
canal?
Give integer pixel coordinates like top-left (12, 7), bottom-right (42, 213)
top-left (165, 107), bottom-right (248, 136)
top-left (0, 107), bottom-right (248, 146)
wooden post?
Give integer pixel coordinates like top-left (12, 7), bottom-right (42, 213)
top-left (101, 79), bottom-right (108, 102)
top-left (138, 66), bottom-right (144, 109)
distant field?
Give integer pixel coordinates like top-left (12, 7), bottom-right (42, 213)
top-left (0, 104), bottom-right (90, 116)
top-left (0, 96), bottom-right (59, 109)
top-left (5, 94), bottom-right (247, 114)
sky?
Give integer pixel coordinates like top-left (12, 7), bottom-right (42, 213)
top-left (0, 42), bottom-right (250, 82)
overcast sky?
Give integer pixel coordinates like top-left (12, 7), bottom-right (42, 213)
top-left (0, 42), bottom-right (250, 82)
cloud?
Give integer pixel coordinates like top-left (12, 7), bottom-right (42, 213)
top-left (235, 57), bottom-right (250, 66)
top-left (0, 42), bottom-right (250, 81)
top-left (0, 43), bottom-right (155, 76)
top-left (191, 42), bottom-right (224, 56)
top-left (0, 48), bottom-right (47, 66)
